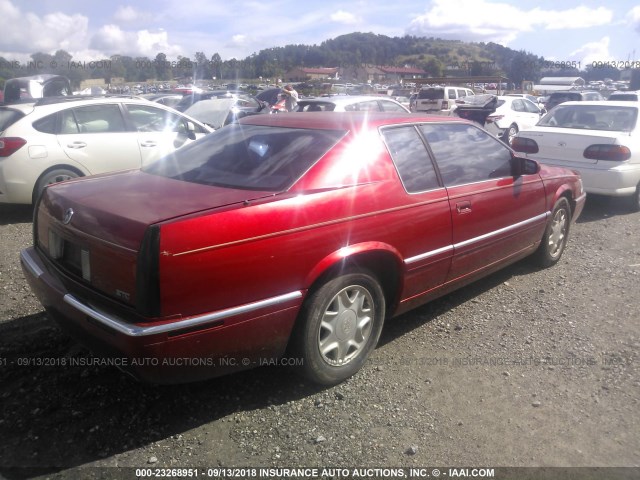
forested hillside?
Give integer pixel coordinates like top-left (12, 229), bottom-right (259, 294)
top-left (0, 32), bottom-right (622, 87)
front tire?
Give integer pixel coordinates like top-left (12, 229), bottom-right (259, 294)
top-left (291, 271), bottom-right (386, 385)
top-left (532, 197), bottom-right (571, 268)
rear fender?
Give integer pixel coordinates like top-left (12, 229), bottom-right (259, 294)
top-left (304, 241), bottom-right (405, 306)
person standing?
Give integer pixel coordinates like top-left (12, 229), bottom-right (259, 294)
top-left (281, 84), bottom-right (299, 112)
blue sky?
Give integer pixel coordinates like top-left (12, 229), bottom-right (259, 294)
top-left (1, 0), bottom-right (638, 67)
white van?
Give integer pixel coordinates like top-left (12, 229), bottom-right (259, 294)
top-left (413, 86), bottom-right (475, 115)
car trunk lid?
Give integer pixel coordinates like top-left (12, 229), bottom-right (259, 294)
top-left (35, 170), bottom-right (277, 308)
top-left (518, 128), bottom-right (620, 166)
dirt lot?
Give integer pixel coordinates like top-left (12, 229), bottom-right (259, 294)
top-left (0, 196), bottom-right (638, 480)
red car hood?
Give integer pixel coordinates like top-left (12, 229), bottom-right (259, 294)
top-left (40, 170), bottom-right (277, 250)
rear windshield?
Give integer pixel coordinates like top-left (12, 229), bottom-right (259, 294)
top-left (538, 105), bottom-right (637, 132)
top-left (144, 124), bottom-right (345, 191)
top-left (550, 93), bottom-right (581, 103)
top-left (0, 108), bottom-right (25, 132)
top-left (609, 94), bottom-right (639, 102)
top-left (418, 89), bottom-right (445, 100)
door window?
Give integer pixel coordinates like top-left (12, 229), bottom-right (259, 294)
top-left (380, 100), bottom-right (408, 112)
top-left (511, 100), bottom-right (525, 112)
top-left (523, 99), bottom-right (541, 113)
top-left (419, 123), bottom-right (513, 186)
top-left (126, 104), bottom-right (192, 134)
top-left (382, 126), bottom-right (440, 193)
top-left (65, 104), bottom-right (127, 133)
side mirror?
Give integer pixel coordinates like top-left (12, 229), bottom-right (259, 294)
top-left (511, 156), bottom-right (540, 177)
top-left (186, 121), bottom-right (196, 140)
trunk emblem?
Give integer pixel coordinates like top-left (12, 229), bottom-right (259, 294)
top-left (558, 141), bottom-right (567, 147)
top-left (63, 208), bottom-right (74, 225)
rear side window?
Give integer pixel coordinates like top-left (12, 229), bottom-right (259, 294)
top-left (33, 113), bottom-right (57, 134)
top-left (144, 124), bottom-right (345, 191)
top-left (382, 126), bottom-right (440, 193)
top-left (0, 108), bottom-right (25, 131)
top-left (418, 89), bottom-right (444, 100)
top-left (420, 123), bottom-right (513, 186)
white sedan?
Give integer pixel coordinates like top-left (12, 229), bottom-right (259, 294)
top-left (512, 101), bottom-right (640, 211)
top-left (483, 96), bottom-right (544, 144)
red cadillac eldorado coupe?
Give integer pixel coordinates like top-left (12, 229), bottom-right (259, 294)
top-left (20, 112), bottom-right (586, 385)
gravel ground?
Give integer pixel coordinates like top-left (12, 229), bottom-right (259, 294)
top-left (0, 196), bottom-right (638, 480)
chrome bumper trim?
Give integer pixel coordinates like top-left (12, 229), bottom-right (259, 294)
top-left (20, 249), bottom-right (44, 278)
top-left (63, 291), bottom-right (303, 337)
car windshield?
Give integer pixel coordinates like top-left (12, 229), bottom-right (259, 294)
top-left (144, 124), bottom-right (346, 191)
top-left (418, 89), bottom-right (444, 100)
top-left (538, 105), bottom-right (638, 132)
top-left (0, 108), bottom-right (25, 131)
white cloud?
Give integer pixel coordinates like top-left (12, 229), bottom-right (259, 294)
top-left (569, 36), bottom-right (610, 65)
top-left (90, 25), bottom-right (183, 58)
top-left (230, 35), bottom-right (247, 46)
top-left (629, 6), bottom-right (640, 33)
top-left (330, 10), bottom-right (359, 25)
top-left (407, 0), bottom-right (613, 45)
top-left (528, 6), bottom-right (612, 30)
top-left (0, 0), bottom-right (89, 54)
top-left (113, 6), bottom-right (141, 23)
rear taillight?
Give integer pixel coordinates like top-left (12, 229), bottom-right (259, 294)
top-left (511, 137), bottom-right (539, 154)
top-left (583, 145), bottom-right (631, 161)
top-left (0, 137), bottom-right (27, 157)
top-left (486, 115), bottom-right (503, 123)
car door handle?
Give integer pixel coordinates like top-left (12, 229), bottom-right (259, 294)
top-left (140, 141), bottom-right (157, 147)
top-left (66, 141), bottom-right (87, 149)
top-left (456, 201), bottom-right (472, 214)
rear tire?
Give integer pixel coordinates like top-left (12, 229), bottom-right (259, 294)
top-left (503, 124), bottom-right (518, 145)
top-left (630, 183), bottom-right (640, 213)
top-left (33, 168), bottom-right (79, 203)
top-left (291, 271), bottom-right (385, 385)
top-left (532, 198), bottom-right (571, 268)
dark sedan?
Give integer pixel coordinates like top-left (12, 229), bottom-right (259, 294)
top-left (21, 112), bottom-right (585, 385)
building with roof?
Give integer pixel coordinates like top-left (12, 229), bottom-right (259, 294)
top-left (284, 67), bottom-right (339, 82)
top-left (533, 76), bottom-right (586, 93)
top-left (284, 65), bottom-right (427, 84)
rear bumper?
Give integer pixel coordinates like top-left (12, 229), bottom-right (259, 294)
top-left (20, 246), bottom-right (303, 383)
top-left (537, 161), bottom-right (640, 197)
